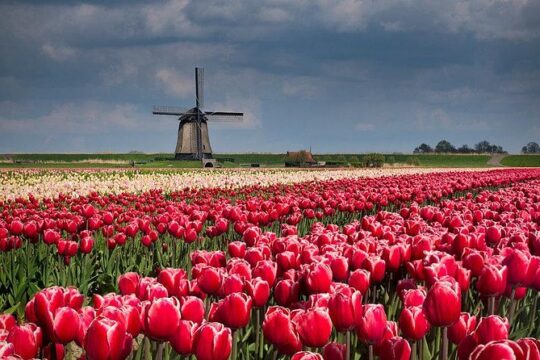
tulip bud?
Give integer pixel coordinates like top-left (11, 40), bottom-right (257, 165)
top-left (7, 323), bottom-right (42, 359)
top-left (304, 262), bottom-right (333, 294)
top-left (210, 292), bottom-right (252, 330)
top-left (328, 288), bottom-right (363, 332)
top-left (291, 351), bottom-right (324, 360)
top-left (293, 307), bottom-right (333, 348)
top-left (398, 306), bottom-right (430, 340)
top-left (323, 342), bottom-right (346, 360)
top-left (245, 277), bottom-right (271, 308)
top-left (84, 317), bottom-right (133, 360)
top-left (348, 269), bottom-right (371, 294)
top-left (179, 296), bottom-right (205, 324)
top-left (0, 341), bottom-right (15, 357)
top-left (141, 297), bottom-right (181, 341)
top-left (423, 279), bottom-right (461, 327)
top-left (476, 265), bottom-right (507, 297)
top-left (357, 304), bottom-right (388, 344)
top-left (448, 312), bottom-right (476, 345)
top-left (473, 316), bottom-right (509, 344)
top-left (192, 322), bottom-right (232, 360)
top-left (169, 320), bottom-right (196, 355)
top-left (262, 306), bottom-right (302, 355)
top-left (379, 336), bottom-right (412, 360)
top-left (197, 267), bottom-right (223, 295)
top-left (117, 272), bottom-right (140, 295)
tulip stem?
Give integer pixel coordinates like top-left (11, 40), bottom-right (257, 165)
top-left (488, 296), bottom-right (496, 315)
top-left (419, 339), bottom-right (423, 360)
top-left (508, 287), bottom-right (516, 325)
top-left (529, 293), bottom-right (539, 336)
top-left (231, 330), bottom-right (238, 360)
top-left (368, 344), bottom-right (374, 360)
top-left (255, 308), bottom-right (261, 359)
top-left (439, 327), bottom-right (448, 360)
top-left (346, 331), bottom-right (351, 360)
top-left (156, 342), bottom-right (165, 360)
top-left (412, 341), bottom-right (417, 360)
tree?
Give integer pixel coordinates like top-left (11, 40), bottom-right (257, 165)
top-left (413, 143), bottom-right (433, 153)
top-left (522, 142), bottom-right (540, 153)
top-left (435, 140), bottom-right (456, 153)
top-left (474, 140), bottom-right (505, 154)
top-left (457, 144), bottom-right (473, 153)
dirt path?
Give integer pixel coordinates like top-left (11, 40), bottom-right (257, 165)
top-left (487, 153), bottom-right (507, 166)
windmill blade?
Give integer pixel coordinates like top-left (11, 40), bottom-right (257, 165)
top-left (195, 67), bottom-right (204, 109)
top-left (152, 105), bottom-right (190, 116)
top-left (205, 112), bottom-right (244, 122)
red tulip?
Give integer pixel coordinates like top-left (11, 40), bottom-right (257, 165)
top-left (0, 341), bottom-right (15, 357)
top-left (252, 260), bottom-right (277, 286)
top-left (293, 307), bottom-right (333, 348)
top-left (468, 340), bottom-right (525, 360)
top-left (379, 336), bottom-right (412, 360)
top-left (348, 269), bottom-right (371, 294)
top-left (330, 256), bottom-right (349, 281)
top-left (197, 267), bottom-right (223, 295)
top-left (502, 249), bottom-right (529, 286)
top-left (357, 304), bottom-right (388, 344)
top-left (473, 316), bottom-right (509, 344)
top-left (328, 288), bottom-right (363, 331)
top-left (192, 322), bottom-right (232, 360)
top-left (363, 256), bottom-right (386, 283)
top-left (157, 268), bottom-right (186, 296)
top-left (228, 241), bottom-right (246, 258)
top-left (51, 306), bottom-right (81, 344)
top-left (245, 277), bottom-right (271, 307)
top-left (0, 314), bottom-right (15, 331)
top-left (323, 342), bottom-right (346, 360)
top-left (7, 323), bottom-right (42, 359)
top-left (84, 316), bottom-right (132, 360)
top-left (274, 279), bottom-right (300, 306)
top-left (476, 265), bottom-right (507, 297)
top-left (117, 272), bottom-right (140, 295)
top-left (304, 262), bottom-right (333, 294)
top-left (448, 312), bottom-right (477, 345)
top-left (220, 274), bottom-right (244, 296)
top-left (402, 289), bottom-right (426, 307)
top-left (398, 306), bottom-right (430, 340)
top-left (141, 297), bottom-right (181, 341)
top-left (423, 279), bottom-right (461, 327)
top-left (291, 351), bottom-right (324, 360)
top-left (169, 320), bottom-right (196, 355)
top-left (262, 306), bottom-right (302, 355)
top-left (485, 226), bottom-right (501, 245)
top-left (210, 292), bottom-right (252, 330)
top-left (179, 296), bottom-right (205, 323)
top-left (79, 236), bottom-right (94, 253)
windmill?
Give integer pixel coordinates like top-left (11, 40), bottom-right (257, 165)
top-left (153, 67), bottom-right (243, 160)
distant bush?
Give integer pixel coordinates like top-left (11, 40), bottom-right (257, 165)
top-left (362, 153), bottom-right (385, 168)
top-left (406, 157), bottom-right (420, 166)
top-left (385, 156), bottom-right (396, 165)
top-left (349, 155), bottom-right (360, 163)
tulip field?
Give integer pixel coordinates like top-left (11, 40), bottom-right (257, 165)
top-left (1, 168), bottom-right (540, 360)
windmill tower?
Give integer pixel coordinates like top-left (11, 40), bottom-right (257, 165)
top-left (153, 68), bottom-right (243, 160)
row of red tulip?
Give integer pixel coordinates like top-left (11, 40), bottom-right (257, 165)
top-left (1, 171), bottom-right (540, 359)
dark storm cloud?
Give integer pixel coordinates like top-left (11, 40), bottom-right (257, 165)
top-left (0, 0), bottom-right (539, 153)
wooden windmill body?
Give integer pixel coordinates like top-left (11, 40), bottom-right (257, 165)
top-left (153, 68), bottom-right (243, 160)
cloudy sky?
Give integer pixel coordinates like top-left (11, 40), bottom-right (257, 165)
top-left (1, 0), bottom-right (539, 154)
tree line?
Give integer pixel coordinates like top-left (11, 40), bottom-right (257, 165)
top-left (414, 140), bottom-right (507, 154)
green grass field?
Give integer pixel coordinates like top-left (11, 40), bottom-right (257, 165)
top-left (500, 155), bottom-right (540, 167)
top-left (0, 153), bottom-right (538, 169)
